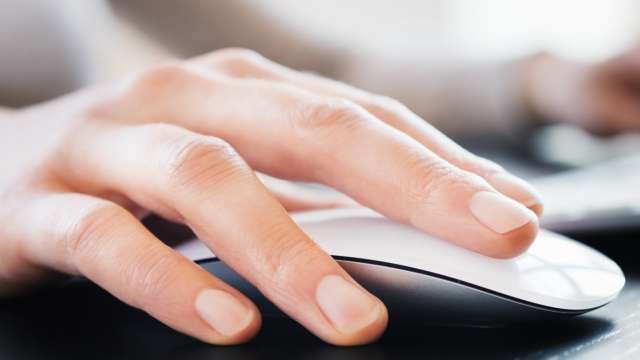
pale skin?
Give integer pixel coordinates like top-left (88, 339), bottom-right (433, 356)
top-left (2, 45), bottom-right (638, 346)
top-left (0, 48), bottom-right (544, 345)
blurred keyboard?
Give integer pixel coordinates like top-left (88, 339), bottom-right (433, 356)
top-left (534, 154), bottom-right (640, 233)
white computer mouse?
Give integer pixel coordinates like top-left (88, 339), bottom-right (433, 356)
top-left (177, 208), bottom-right (625, 325)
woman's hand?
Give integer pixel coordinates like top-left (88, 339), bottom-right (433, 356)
top-left (0, 49), bottom-right (540, 345)
top-left (525, 48), bottom-right (640, 134)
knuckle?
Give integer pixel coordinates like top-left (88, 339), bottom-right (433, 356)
top-left (212, 48), bottom-right (270, 76)
top-left (128, 250), bottom-right (183, 307)
top-left (135, 63), bottom-right (193, 88)
top-left (217, 48), bottom-right (266, 66)
top-left (64, 201), bottom-right (126, 259)
top-left (129, 63), bottom-right (210, 98)
top-left (293, 99), bottom-right (372, 135)
top-left (165, 136), bottom-right (248, 190)
top-left (85, 64), bottom-right (201, 121)
top-left (403, 153), bottom-right (464, 206)
top-left (252, 222), bottom-right (323, 288)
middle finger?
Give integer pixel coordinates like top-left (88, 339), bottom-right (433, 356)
top-left (195, 49), bottom-right (543, 214)
top-left (97, 64), bottom-right (538, 258)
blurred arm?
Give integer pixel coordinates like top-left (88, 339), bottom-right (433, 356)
top-left (110, 0), bottom-right (533, 139)
top-left (109, 0), bottom-right (344, 77)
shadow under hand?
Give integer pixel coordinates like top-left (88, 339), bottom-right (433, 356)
top-left (0, 278), bottom-right (615, 360)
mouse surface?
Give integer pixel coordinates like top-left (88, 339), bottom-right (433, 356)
top-left (176, 208), bottom-right (625, 326)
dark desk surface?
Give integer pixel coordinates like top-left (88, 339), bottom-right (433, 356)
top-left (1, 150), bottom-right (638, 360)
top-left (0, 232), bottom-right (638, 360)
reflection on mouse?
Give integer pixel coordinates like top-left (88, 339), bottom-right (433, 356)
top-left (177, 208), bottom-right (625, 326)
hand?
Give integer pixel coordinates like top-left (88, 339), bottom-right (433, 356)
top-left (525, 48), bottom-right (640, 134)
top-left (0, 49), bottom-right (540, 345)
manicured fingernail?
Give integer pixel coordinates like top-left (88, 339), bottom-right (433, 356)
top-left (316, 275), bottom-right (381, 334)
top-left (489, 173), bottom-right (543, 210)
top-left (469, 191), bottom-right (537, 234)
top-left (195, 289), bottom-right (253, 337)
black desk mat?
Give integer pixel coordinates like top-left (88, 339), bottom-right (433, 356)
top-left (0, 231), bottom-right (637, 360)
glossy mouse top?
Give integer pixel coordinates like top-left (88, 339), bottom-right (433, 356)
top-left (178, 208), bottom-right (625, 315)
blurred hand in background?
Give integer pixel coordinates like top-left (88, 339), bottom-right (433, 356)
top-left (525, 47), bottom-right (640, 135)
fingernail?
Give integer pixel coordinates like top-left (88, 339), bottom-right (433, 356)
top-left (489, 173), bottom-right (543, 210)
top-left (469, 191), bottom-right (537, 234)
top-left (316, 275), bottom-right (381, 334)
top-left (195, 289), bottom-right (253, 337)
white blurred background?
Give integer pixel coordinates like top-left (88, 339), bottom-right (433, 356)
top-left (3, 1), bottom-right (639, 90)
top-left (265, 0), bottom-right (640, 61)
top-left (26, 0), bottom-right (630, 85)
top-left (89, 0), bottom-right (640, 80)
